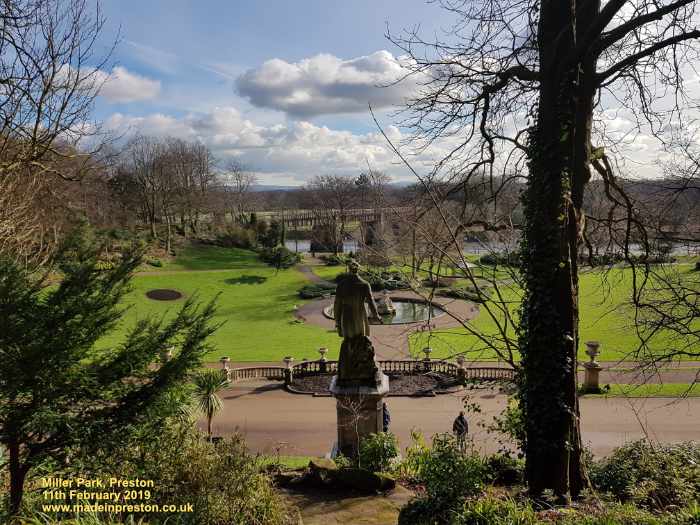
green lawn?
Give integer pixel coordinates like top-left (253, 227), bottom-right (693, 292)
top-left (310, 264), bottom-right (346, 282)
top-left (410, 265), bottom-right (699, 362)
top-left (102, 246), bottom-right (340, 362)
top-left (583, 383), bottom-right (700, 398)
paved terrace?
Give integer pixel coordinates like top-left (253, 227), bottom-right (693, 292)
top-left (201, 380), bottom-right (700, 458)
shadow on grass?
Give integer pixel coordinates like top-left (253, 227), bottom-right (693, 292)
top-left (225, 275), bottom-right (268, 285)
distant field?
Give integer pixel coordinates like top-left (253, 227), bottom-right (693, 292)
top-left (101, 246), bottom-right (340, 362)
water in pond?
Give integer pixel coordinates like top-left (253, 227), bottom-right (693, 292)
top-left (324, 299), bottom-right (445, 325)
top-left (376, 300), bottom-right (445, 325)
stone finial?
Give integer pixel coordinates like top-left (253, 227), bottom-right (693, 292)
top-left (456, 355), bottom-right (466, 369)
top-left (422, 347), bottom-right (433, 361)
top-left (283, 356), bottom-right (294, 369)
top-left (318, 347), bottom-right (328, 362)
top-left (220, 356), bottom-right (231, 370)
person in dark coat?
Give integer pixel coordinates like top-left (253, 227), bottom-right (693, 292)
top-left (382, 402), bottom-right (391, 432)
top-left (452, 411), bottom-right (468, 452)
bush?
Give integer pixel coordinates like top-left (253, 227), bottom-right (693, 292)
top-left (147, 258), bottom-right (163, 267)
top-left (396, 430), bottom-right (432, 482)
top-left (438, 285), bottom-right (492, 303)
top-left (419, 434), bottom-right (488, 502)
top-left (319, 254), bottom-right (347, 266)
top-left (359, 432), bottom-right (400, 473)
top-left (479, 252), bottom-right (520, 267)
top-left (216, 225), bottom-right (256, 249)
top-left (484, 399), bottom-right (526, 456)
top-left (590, 440), bottom-right (700, 510)
top-left (12, 425), bottom-right (297, 524)
top-left (298, 282), bottom-right (337, 299)
top-left (259, 246), bottom-right (302, 269)
top-left (484, 453), bottom-right (524, 486)
top-left (94, 260), bottom-right (114, 271)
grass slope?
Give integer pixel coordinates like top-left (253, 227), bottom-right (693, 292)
top-left (102, 246), bottom-right (339, 362)
top-left (409, 266), bottom-right (698, 362)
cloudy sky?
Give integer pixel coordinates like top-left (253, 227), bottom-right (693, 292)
top-left (88, 1), bottom-right (692, 185)
top-left (86, 1), bottom-right (462, 185)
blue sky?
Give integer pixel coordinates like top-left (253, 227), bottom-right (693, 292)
top-left (87, 1), bottom-right (685, 185)
top-left (85, 1), bottom-right (460, 185)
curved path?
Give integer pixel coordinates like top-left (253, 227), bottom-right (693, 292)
top-left (203, 381), bottom-right (700, 458)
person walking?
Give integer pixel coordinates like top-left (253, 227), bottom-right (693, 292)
top-left (382, 402), bottom-right (391, 432)
top-left (452, 411), bottom-right (469, 452)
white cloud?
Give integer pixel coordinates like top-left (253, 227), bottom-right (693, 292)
top-left (97, 66), bottom-right (161, 103)
top-left (236, 51), bottom-right (420, 117)
top-left (103, 106), bottom-right (449, 184)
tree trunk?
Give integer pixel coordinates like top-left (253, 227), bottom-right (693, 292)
top-left (9, 437), bottom-right (28, 515)
top-left (520, 0), bottom-right (585, 501)
top-left (165, 214), bottom-right (172, 254)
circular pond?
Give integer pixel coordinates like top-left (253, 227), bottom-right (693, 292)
top-left (146, 289), bottom-right (183, 301)
top-left (323, 298), bottom-right (446, 325)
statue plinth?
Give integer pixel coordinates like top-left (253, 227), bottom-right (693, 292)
top-left (330, 263), bottom-right (390, 459)
top-left (330, 373), bottom-right (390, 459)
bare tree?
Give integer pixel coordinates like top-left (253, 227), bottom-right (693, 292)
top-left (304, 175), bottom-right (358, 254)
top-left (0, 0), bottom-right (113, 262)
top-left (222, 161), bottom-right (258, 225)
top-left (387, 0), bottom-right (700, 500)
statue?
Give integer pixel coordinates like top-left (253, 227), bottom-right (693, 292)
top-left (333, 261), bottom-right (382, 386)
top-left (376, 290), bottom-right (396, 316)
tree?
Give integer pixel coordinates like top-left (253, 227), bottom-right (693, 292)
top-left (193, 369), bottom-right (229, 441)
top-left (0, 0), bottom-right (113, 263)
top-left (304, 175), bottom-right (358, 254)
top-left (223, 161), bottom-right (258, 225)
top-left (0, 233), bottom-right (219, 514)
top-left (389, 0), bottom-right (700, 500)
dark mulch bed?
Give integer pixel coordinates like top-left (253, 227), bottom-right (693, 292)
top-left (290, 372), bottom-right (460, 396)
top-left (146, 288), bottom-right (183, 301)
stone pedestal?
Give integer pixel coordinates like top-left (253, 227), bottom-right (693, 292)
top-left (583, 361), bottom-right (603, 393)
top-left (330, 374), bottom-right (390, 459)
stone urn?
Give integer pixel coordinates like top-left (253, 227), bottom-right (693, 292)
top-left (583, 341), bottom-right (603, 393)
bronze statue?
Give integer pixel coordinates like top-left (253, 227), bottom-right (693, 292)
top-left (333, 261), bottom-right (382, 386)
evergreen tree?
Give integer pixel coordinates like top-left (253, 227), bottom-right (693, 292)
top-left (0, 234), bottom-right (219, 514)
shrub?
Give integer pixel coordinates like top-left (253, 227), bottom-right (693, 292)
top-left (590, 440), bottom-right (700, 510)
top-left (259, 246), bottom-right (302, 269)
top-left (484, 453), bottom-right (524, 486)
top-left (438, 285), bottom-right (492, 303)
top-left (484, 399), bottom-right (526, 456)
top-left (419, 433), bottom-right (488, 502)
top-left (216, 225), bottom-right (256, 249)
top-left (147, 258), bottom-right (163, 267)
top-left (479, 252), bottom-right (520, 267)
top-left (298, 282), bottom-right (337, 299)
top-left (396, 429), bottom-right (431, 482)
top-left (452, 496), bottom-right (538, 525)
top-left (319, 254), bottom-right (347, 266)
top-left (94, 260), bottom-right (114, 271)
top-left (359, 432), bottom-right (400, 473)
top-left (12, 425), bottom-right (297, 524)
